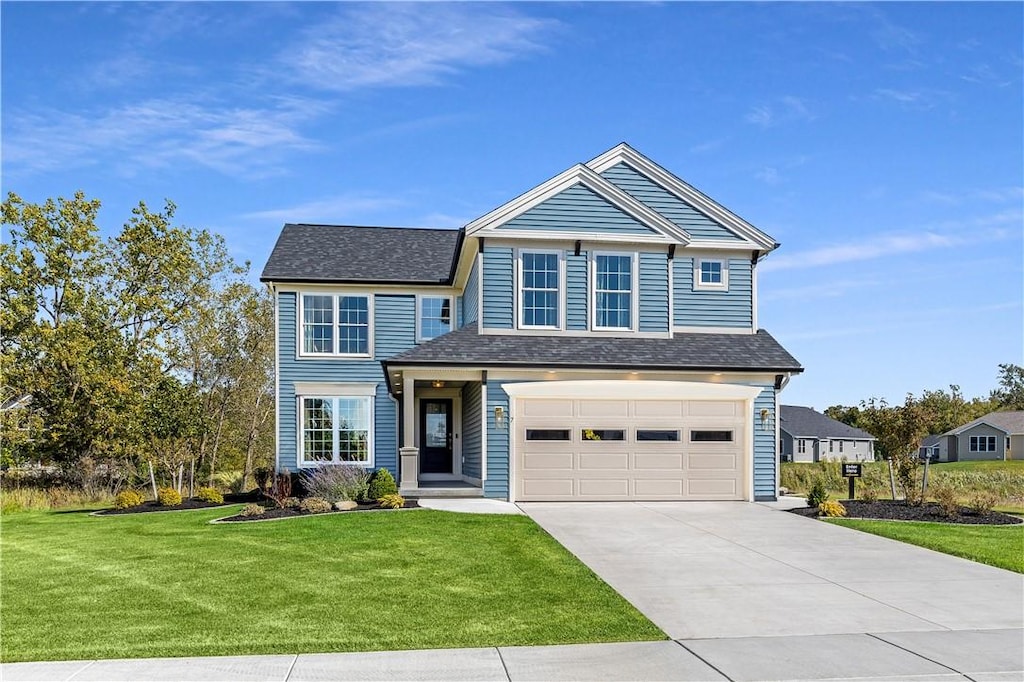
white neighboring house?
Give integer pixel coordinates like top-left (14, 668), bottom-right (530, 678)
top-left (779, 405), bottom-right (876, 463)
top-left (930, 411), bottom-right (1024, 462)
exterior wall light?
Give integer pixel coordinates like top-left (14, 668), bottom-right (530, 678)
top-left (760, 408), bottom-right (772, 431)
top-left (494, 406), bottom-right (507, 430)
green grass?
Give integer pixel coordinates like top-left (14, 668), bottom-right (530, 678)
top-left (929, 460), bottom-right (1024, 472)
top-left (0, 507), bottom-right (664, 662)
top-left (830, 518), bottom-right (1024, 573)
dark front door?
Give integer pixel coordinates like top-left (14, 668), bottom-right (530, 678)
top-left (420, 398), bottom-right (453, 474)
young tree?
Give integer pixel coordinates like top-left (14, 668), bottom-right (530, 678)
top-left (857, 395), bottom-right (929, 502)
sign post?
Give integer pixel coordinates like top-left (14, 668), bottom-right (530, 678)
top-left (842, 463), bottom-right (862, 500)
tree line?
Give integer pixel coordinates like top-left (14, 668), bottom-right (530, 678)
top-left (1, 192), bottom-right (275, 494)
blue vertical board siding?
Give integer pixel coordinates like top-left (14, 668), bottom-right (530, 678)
top-left (461, 382), bottom-right (482, 479)
top-left (497, 183), bottom-right (656, 235)
top-left (753, 386), bottom-right (777, 500)
top-left (566, 250), bottom-right (588, 330)
top-left (673, 257), bottom-right (753, 328)
top-left (482, 247), bottom-right (514, 329)
top-left (638, 252), bottom-right (669, 332)
top-left (461, 258), bottom-right (479, 327)
top-left (277, 292), bottom-right (414, 478)
top-left (484, 380), bottom-right (510, 499)
top-left (600, 163), bottom-right (745, 242)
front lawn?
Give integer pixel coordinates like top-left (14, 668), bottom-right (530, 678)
top-left (830, 518), bottom-right (1024, 573)
top-left (0, 507), bottom-right (664, 662)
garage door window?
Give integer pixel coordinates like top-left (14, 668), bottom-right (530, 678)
top-left (636, 429), bottom-right (680, 441)
top-left (582, 429), bottom-right (625, 441)
top-left (691, 430), bottom-right (733, 442)
top-left (526, 429), bottom-right (571, 441)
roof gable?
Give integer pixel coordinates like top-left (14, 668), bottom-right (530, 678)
top-left (945, 410), bottom-right (1024, 436)
top-left (465, 164), bottom-right (690, 244)
top-left (587, 144), bottom-right (778, 251)
top-left (497, 182), bottom-right (658, 236)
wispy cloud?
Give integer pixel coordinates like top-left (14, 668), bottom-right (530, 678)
top-left (3, 96), bottom-right (328, 178)
top-left (241, 194), bottom-right (407, 224)
top-left (960, 63), bottom-right (1014, 88)
top-left (745, 96), bottom-right (815, 128)
top-left (871, 87), bottom-right (952, 110)
top-left (755, 167), bottom-right (781, 185)
top-left (917, 186), bottom-right (1024, 206)
top-left (761, 213), bottom-right (1019, 273)
top-left (277, 3), bottom-right (558, 91)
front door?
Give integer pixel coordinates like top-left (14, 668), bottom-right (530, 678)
top-left (420, 398), bottom-right (453, 474)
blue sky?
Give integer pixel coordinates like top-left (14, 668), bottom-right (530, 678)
top-left (3, 2), bottom-right (1022, 410)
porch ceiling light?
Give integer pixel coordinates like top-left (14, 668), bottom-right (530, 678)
top-left (431, 380), bottom-right (445, 389)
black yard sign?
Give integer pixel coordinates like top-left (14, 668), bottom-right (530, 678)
top-left (843, 463), bottom-right (862, 499)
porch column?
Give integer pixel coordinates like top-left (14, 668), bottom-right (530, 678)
top-left (399, 375), bottom-right (418, 491)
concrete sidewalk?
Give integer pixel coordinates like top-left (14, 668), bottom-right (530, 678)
top-left (4, 629), bottom-right (1022, 681)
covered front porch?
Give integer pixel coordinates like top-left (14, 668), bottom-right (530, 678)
top-left (388, 369), bottom-right (488, 498)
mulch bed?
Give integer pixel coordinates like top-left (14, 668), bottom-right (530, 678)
top-left (789, 499), bottom-right (1022, 526)
top-left (96, 491), bottom-right (261, 516)
top-left (217, 499), bottom-right (421, 522)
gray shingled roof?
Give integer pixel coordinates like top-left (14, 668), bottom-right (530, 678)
top-left (920, 435), bottom-right (943, 448)
top-left (780, 405), bottom-right (875, 440)
top-left (945, 410), bottom-right (1024, 436)
top-left (260, 224), bottom-right (462, 284)
top-left (383, 323), bottom-right (802, 372)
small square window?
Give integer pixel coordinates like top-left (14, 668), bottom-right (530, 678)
top-left (418, 296), bottom-right (452, 342)
top-left (695, 259), bottom-right (728, 291)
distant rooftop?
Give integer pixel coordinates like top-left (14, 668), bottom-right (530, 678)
top-left (780, 405), bottom-right (876, 440)
top-left (945, 410), bottom-right (1024, 436)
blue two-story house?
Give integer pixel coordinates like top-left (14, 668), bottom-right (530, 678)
top-left (261, 144), bottom-right (802, 502)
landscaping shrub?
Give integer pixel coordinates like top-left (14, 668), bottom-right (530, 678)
top-left (239, 503), bottom-right (265, 517)
top-left (210, 470), bottom-right (245, 493)
top-left (283, 496), bottom-right (301, 509)
top-left (806, 479), bottom-right (829, 508)
top-left (818, 500), bottom-right (847, 517)
top-left (254, 467), bottom-right (273, 492)
top-left (263, 472), bottom-right (293, 508)
top-left (377, 493), bottom-right (405, 509)
top-left (195, 487), bottom-right (224, 505)
top-left (157, 487), bottom-right (182, 507)
top-left (113, 490), bottom-right (145, 509)
top-left (931, 485), bottom-right (960, 517)
top-left (300, 464), bottom-right (369, 503)
top-left (859, 486), bottom-right (879, 503)
top-left (367, 468), bottom-right (398, 500)
top-left (299, 497), bottom-right (332, 514)
top-left (968, 492), bottom-right (999, 515)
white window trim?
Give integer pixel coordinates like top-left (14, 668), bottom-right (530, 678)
top-left (415, 294), bottom-right (454, 343)
top-left (969, 435), bottom-right (997, 452)
top-left (296, 392), bottom-right (376, 468)
top-left (589, 250), bottom-right (638, 332)
top-left (694, 258), bottom-right (729, 292)
top-left (297, 292), bottom-right (374, 359)
top-left (798, 439), bottom-right (806, 454)
top-left (516, 248), bottom-right (565, 331)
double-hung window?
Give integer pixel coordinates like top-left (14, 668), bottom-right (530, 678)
top-left (300, 396), bottom-right (373, 466)
top-left (301, 294), bottom-right (371, 356)
top-left (593, 253), bottom-right (634, 330)
top-left (520, 251), bottom-right (560, 329)
top-left (695, 258), bottom-right (728, 291)
top-left (418, 296), bottom-right (452, 341)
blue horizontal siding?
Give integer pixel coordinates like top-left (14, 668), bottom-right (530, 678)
top-left (462, 382), bottom-right (482, 480)
top-left (461, 258), bottom-right (479, 327)
top-left (484, 380), bottom-right (510, 499)
top-left (277, 292), bottom-right (412, 478)
top-left (754, 386), bottom-right (777, 500)
top-left (673, 257), bottom-right (753, 328)
top-left (601, 163), bottom-right (745, 242)
top-left (498, 183), bottom-right (656, 235)
top-left (482, 247), bottom-right (514, 329)
top-left (639, 252), bottom-right (669, 332)
top-left (566, 250), bottom-right (588, 330)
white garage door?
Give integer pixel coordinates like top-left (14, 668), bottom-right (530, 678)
top-left (514, 397), bottom-right (747, 501)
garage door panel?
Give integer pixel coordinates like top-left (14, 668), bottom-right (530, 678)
top-left (578, 452), bottom-right (630, 469)
top-left (516, 396), bottom-right (746, 502)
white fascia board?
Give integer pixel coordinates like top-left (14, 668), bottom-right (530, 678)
top-left (465, 164), bottom-right (691, 245)
top-left (501, 380), bottom-right (763, 402)
top-left (682, 240), bottom-right (762, 252)
top-left (586, 144), bottom-right (778, 252)
top-left (949, 420), bottom-right (1010, 436)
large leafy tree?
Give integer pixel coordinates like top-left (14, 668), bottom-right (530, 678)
top-left (991, 363), bottom-right (1024, 411)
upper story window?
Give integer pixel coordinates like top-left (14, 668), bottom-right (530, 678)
top-left (301, 293), bottom-right (371, 357)
top-left (519, 250), bottom-right (561, 329)
top-left (593, 253), bottom-right (634, 330)
top-left (418, 296), bottom-right (452, 342)
top-left (695, 258), bottom-right (728, 291)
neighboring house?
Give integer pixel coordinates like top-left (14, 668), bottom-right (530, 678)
top-left (779, 405), bottom-right (875, 463)
top-left (261, 144), bottom-right (803, 502)
top-left (933, 411), bottom-right (1024, 462)
top-left (918, 435), bottom-right (943, 462)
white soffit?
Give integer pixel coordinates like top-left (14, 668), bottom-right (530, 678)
top-left (501, 380), bottom-right (763, 401)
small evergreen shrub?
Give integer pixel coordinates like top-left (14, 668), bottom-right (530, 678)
top-left (968, 492), bottom-right (999, 515)
top-left (931, 485), bottom-right (959, 517)
top-left (239, 503), bottom-right (265, 517)
top-left (377, 493), bottom-right (405, 509)
top-left (806, 479), bottom-right (829, 508)
top-left (195, 487), bottom-right (224, 504)
top-left (300, 465), bottom-right (369, 503)
top-left (299, 497), bottom-right (332, 514)
top-left (283, 496), bottom-right (302, 509)
top-left (113, 490), bottom-right (145, 509)
top-left (818, 500), bottom-right (847, 517)
top-left (367, 468), bottom-right (398, 500)
top-left (157, 487), bottom-right (182, 507)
